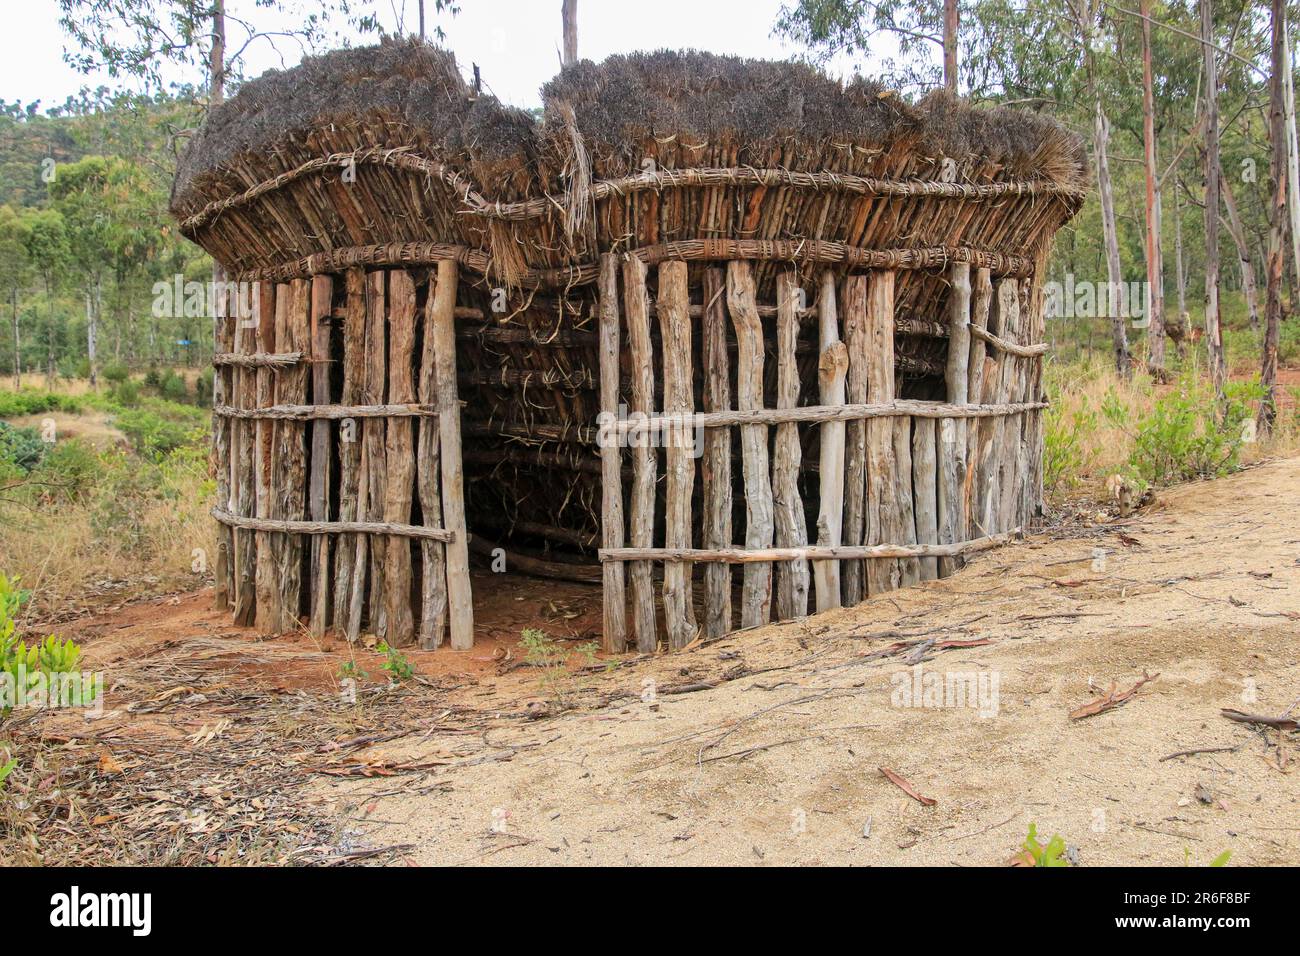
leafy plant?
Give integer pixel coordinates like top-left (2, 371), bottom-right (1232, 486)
top-left (374, 641), bottom-right (414, 682)
top-left (520, 628), bottom-right (601, 708)
top-left (1020, 822), bottom-right (1071, 867)
top-left (1, 573), bottom-right (96, 741)
top-left (337, 659), bottom-right (368, 681)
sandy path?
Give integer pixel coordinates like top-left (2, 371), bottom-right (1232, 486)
top-left (324, 457), bottom-right (1300, 866)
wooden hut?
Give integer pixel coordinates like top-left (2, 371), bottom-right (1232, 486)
top-left (171, 41), bottom-right (1088, 653)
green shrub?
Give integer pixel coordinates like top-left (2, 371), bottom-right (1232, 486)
top-left (0, 390), bottom-right (83, 418)
top-left (0, 422), bottom-right (47, 472)
top-left (112, 409), bottom-right (194, 459)
top-left (101, 362), bottom-right (130, 384)
top-left (160, 370), bottom-right (188, 403)
top-left (108, 379), bottom-right (142, 407)
top-left (1103, 375), bottom-right (1263, 485)
top-left (30, 439), bottom-right (101, 502)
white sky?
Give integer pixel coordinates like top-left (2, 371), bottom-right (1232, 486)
top-left (0, 0), bottom-right (908, 110)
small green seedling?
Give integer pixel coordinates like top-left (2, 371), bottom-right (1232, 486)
top-left (375, 641), bottom-right (414, 682)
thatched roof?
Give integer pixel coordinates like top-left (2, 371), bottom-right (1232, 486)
top-left (171, 41), bottom-right (1088, 282)
top-left (540, 50), bottom-right (1090, 182)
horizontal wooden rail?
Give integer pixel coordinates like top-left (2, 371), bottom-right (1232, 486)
top-left (211, 508), bottom-right (453, 541)
top-left (212, 351), bottom-right (303, 367)
top-left (610, 399), bottom-right (1048, 436)
top-left (213, 403), bottom-right (439, 420)
top-left (599, 530), bottom-right (1018, 564)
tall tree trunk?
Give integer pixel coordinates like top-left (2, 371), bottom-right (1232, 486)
top-left (1174, 187), bottom-right (1187, 318)
top-left (1283, 19), bottom-right (1300, 284)
top-left (210, 0), bottom-right (225, 105)
top-left (1094, 101), bottom-right (1130, 375)
top-left (1140, 0), bottom-right (1166, 375)
top-left (11, 287), bottom-right (19, 389)
top-left (1220, 162), bottom-right (1261, 331)
top-left (418, 0), bottom-right (426, 40)
top-left (86, 281), bottom-right (99, 387)
top-left (45, 276), bottom-right (55, 382)
top-left (1260, 0), bottom-right (1288, 434)
top-left (943, 0), bottom-right (958, 93)
top-left (561, 0), bottom-right (577, 66)
top-left (1201, 0), bottom-right (1226, 397)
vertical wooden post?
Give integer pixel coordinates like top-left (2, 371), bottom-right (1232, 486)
top-left (308, 275), bottom-right (333, 637)
top-left (383, 270), bottom-right (417, 646)
top-left (1024, 283), bottom-right (1047, 525)
top-left (334, 268), bottom-right (365, 637)
top-left (912, 421), bottom-right (939, 581)
top-left (981, 279), bottom-right (1020, 536)
top-left (416, 270), bottom-right (448, 650)
top-left (999, 282), bottom-right (1029, 532)
top-left (840, 274), bottom-right (869, 605)
top-left (962, 268), bottom-right (993, 542)
top-left (864, 270), bottom-right (899, 597)
top-left (598, 253), bottom-right (627, 653)
top-left (701, 267), bottom-right (733, 638)
top-left (212, 287), bottom-right (234, 612)
top-left (623, 255), bottom-right (657, 652)
top-left (273, 279), bottom-right (310, 631)
top-left (658, 261), bottom-right (695, 649)
top-left (353, 271), bottom-right (387, 640)
top-left (814, 270), bottom-right (847, 611)
top-left (893, 410), bottom-right (920, 587)
top-left (430, 259), bottom-right (474, 650)
top-left (726, 261), bottom-right (773, 627)
top-left (773, 271), bottom-right (809, 620)
top-left (231, 284), bottom-right (257, 626)
top-left (255, 283), bottom-right (281, 634)
top-left (938, 261), bottom-right (971, 576)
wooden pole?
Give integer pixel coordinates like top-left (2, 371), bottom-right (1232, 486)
top-left (864, 270), bottom-right (899, 596)
top-left (253, 282), bottom-right (280, 635)
top-left (598, 253), bottom-right (627, 652)
top-left (938, 262), bottom-right (971, 577)
top-left (814, 270), bottom-right (846, 611)
top-left (213, 285), bottom-right (234, 611)
top-left (335, 269), bottom-right (366, 640)
top-left (658, 260), bottom-right (696, 649)
top-left (231, 284), bottom-right (257, 625)
top-left (727, 261), bottom-right (773, 627)
top-left (359, 271), bottom-right (388, 640)
top-left (561, 0), bottom-right (578, 66)
top-left (624, 255), bottom-right (657, 652)
top-left (773, 272), bottom-right (809, 620)
top-left (308, 275), bottom-right (333, 637)
top-left (274, 278), bottom-right (310, 632)
top-left (963, 268), bottom-right (992, 542)
top-left (841, 274), bottom-right (869, 605)
top-left (701, 267), bottom-right (733, 638)
top-left (383, 270), bottom-right (417, 645)
top-left (943, 0), bottom-right (959, 94)
top-left (416, 270), bottom-right (448, 650)
top-left (431, 259), bottom-right (474, 649)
